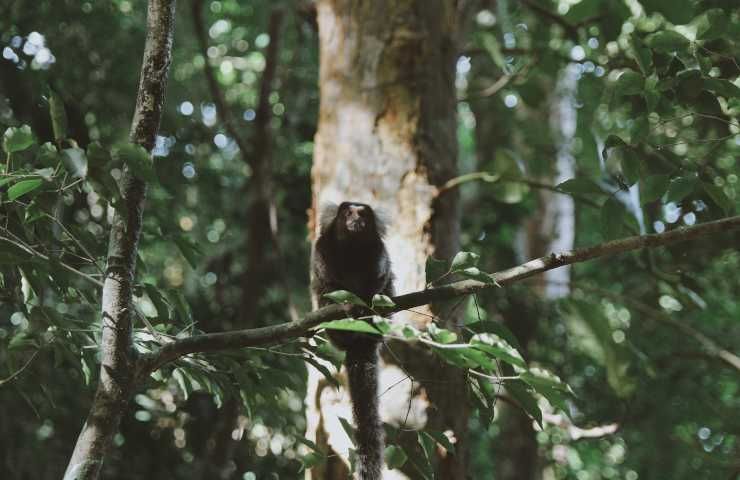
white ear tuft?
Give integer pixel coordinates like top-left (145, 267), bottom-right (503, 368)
top-left (318, 201), bottom-right (339, 235)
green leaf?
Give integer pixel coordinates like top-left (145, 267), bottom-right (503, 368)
top-left (302, 355), bottom-right (340, 388)
top-left (451, 251), bottom-right (480, 271)
top-left (665, 173), bottom-right (697, 203)
top-left (641, 0), bottom-right (695, 25)
top-left (640, 174), bottom-right (670, 204)
top-left (323, 290), bottom-right (367, 307)
top-left (385, 445), bottom-right (408, 469)
top-left (300, 452), bottom-right (325, 470)
top-left (425, 256), bottom-right (449, 285)
top-left (675, 69), bottom-right (704, 101)
top-left (465, 320), bottom-right (523, 352)
top-left (458, 267), bottom-right (497, 285)
top-left (702, 182), bottom-right (733, 214)
top-left (556, 178), bottom-right (604, 195)
top-left (602, 134), bottom-right (628, 160)
top-left (644, 75), bottom-right (660, 112)
top-left (620, 153), bottom-right (645, 187)
top-left (49, 88), bottom-right (68, 143)
top-left (318, 318), bottom-right (382, 336)
top-left (520, 369), bottom-right (572, 411)
top-left (506, 380), bottom-right (543, 428)
top-left (143, 283), bottom-right (171, 322)
top-left (172, 236), bottom-right (202, 269)
top-left (113, 142), bottom-right (156, 183)
top-left (614, 69), bottom-right (644, 96)
top-left (36, 142), bottom-right (59, 166)
top-left (60, 148), bottom-right (88, 178)
top-left (694, 8), bottom-right (729, 41)
top-left (471, 333), bottom-right (526, 369)
top-left (704, 79), bottom-right (740, 100)
top-left (8, 178), bottom-right (43, 201)
top-left (3, 125), bottom-right (35, 154)
top-left (371, 294), bottom-right (396, 308)
top-left (630, 34), bottom-right (653, 75)
top-left (424, 430), bottom-right (456, 454)
top-left (600, 196), bottom-right (626, 240)
top-left (428, 324), bottom-right (458, 344)
top-left (645, 31), bottom-right (690, 53)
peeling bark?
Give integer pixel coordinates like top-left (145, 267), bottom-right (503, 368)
top-left (63, 2), bottom-right (176, 479)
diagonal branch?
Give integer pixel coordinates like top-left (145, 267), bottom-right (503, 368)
top-left (138, 214), bottom-right (740, 375)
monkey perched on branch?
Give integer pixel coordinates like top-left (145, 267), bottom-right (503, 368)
top-left (311, 201), bottom-right (394, 480)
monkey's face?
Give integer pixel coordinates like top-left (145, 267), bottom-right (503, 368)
top-left (340, 203), bottom-right (374, 235)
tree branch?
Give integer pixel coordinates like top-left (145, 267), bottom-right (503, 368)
top-left (138, 214), bottom-right (740, 374)
top-left (64, 1), bottom-right (176, 479)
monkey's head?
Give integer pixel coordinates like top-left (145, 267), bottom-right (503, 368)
top-left (320, 201), bottom-right (385, 241)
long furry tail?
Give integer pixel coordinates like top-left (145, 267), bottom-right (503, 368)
top-left (345, 339), bottom-right (384, 480)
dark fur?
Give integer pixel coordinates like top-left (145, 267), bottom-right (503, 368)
top-left (311, 201), bottom-right (394, 480)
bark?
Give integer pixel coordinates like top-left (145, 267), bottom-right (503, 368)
top-left (304, 1), bottom-right (462, 477)
top-left (63, 1), bottom-right (176, 479)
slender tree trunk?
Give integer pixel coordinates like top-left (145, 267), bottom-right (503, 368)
top-left (305, 1), bottom-right (464, 477)
top-left (63, 2), bottom-right (176, 478)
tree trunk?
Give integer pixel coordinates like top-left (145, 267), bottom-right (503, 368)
top-left (63, 1), bottom-right (176, 478)
top-left (305, 0), bottom-right (463, 477)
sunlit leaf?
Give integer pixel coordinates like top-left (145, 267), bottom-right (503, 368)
top-left (451, 251), bottom-right (480, 271)
top-left (8, 178), bottom-right (43, 201)
top-left (323, 290), bottom-right (366, 306)
top-left (3, 125), bottom-right (35, 154)
top-left (61, 148), bottom-right (88, 178)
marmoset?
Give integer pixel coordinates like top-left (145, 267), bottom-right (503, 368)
top-left (311, 201), bottom-right (394, 480)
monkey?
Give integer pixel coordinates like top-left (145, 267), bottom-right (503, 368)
top-left (311, 201), bottom-right (394, 480)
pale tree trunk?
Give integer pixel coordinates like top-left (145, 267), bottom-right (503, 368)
top-left (63, 1), bottom-right (176, 478)
top-left (305, 0), bottom-right (464, 478)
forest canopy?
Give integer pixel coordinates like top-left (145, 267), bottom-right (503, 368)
top-left (1, 0), bottom-right (739, 479)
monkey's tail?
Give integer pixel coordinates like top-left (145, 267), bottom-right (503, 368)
top-left (345, 339), bottom-right (384, 480)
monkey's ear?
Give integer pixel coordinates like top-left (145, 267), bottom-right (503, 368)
top-left (373, 207), bottom-right (389, 237)
top-left (318, 201), bottom-right (339, 234)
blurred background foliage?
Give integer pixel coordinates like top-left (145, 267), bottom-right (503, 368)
top-left (1, 0), bottom-right (738, 479)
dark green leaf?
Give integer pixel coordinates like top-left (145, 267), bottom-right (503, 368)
top-left (675, 69), bottom-right (704, 101)
top-left (36, 142), bottom-right (59, 166)
top-left (614, 69), bottom-right (644, 97)
top-left (428, 324), bottom-right (458, 344)
top-left (471, 333), bottom-right (526, 369)
top-left (702, 182), bottom-right (733, 214)
top-left (600, 196), bottom-right (627, 240)
top-left (641, 0), bottom-right (695, 25)
top-left (620, 153), bottom-right (645, 186)
top-left (630, 34), bottom-right (653, 75)
top-left (645, 31), bottom-right (690, 53)
top-left (704, 79), bottom-right (740, 100)
top-left (556, 178), bottom-right (604, 195)
top-left (385, 445), bottom-right (408, 469)
top-left (665, 173), bottom-right (697, 203)
top-left (465, 320), bottom-right (523, 352)
top-left (506, 380), bottom-right (543, 428)
top-left (172, 236), bottom-right (202, 269)
top-left (640, 174), bottom-right (670, 204)
top-left (302, 355), bottom-right (340, 388)
top-left (425, 256), bottom-right (449, 285)
top-left (694, 8), bottom-right (729, 41)
top-left (49, 88), bottom-right (68, 143)
top-left (425, 430), bottom-right (455, 454)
